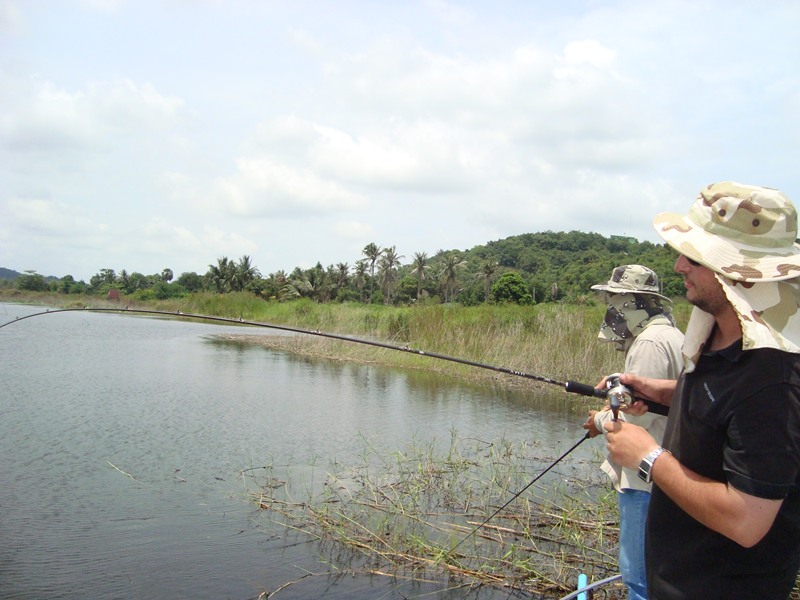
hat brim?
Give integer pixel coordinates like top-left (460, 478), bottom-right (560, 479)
top-left (590, 283), bottom-right (672, 302)
top-left (654, 212), bottom-right (800, 282)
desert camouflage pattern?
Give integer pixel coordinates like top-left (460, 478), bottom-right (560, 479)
top-left (654, 182), bottom-right (800, 282)
top-left (597, 292), bottom-right (676, 352)
top-left (591, 264), bottom-right (668, 298)
top-left (681, 275), bottom-right (800, 371)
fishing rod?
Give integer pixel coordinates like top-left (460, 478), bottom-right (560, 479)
top-left (0, 306), bottom-right (667, 415)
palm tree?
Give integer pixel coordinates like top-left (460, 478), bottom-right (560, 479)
top-left (362, 242), bottom-right (382, 300)
top-left (269, 270), bottom-right (289, 300)
top-left (119, 269), bottom-right (131, 294)
top-left (282, 278), bottom-right (309, 300)
top-left (353, 260), bottom-right (368, 302)
top-left (440, 252), bottom-right (467, 303)
top-left (478, 259), bottom-right (499, 302)
top-left (335, 262), bottom-right (350, 293)
top-left (297, 262), bottom-right (333, 302)
top-left (410, 252), bottom-right (430, 300)
top-left (233, 255), bottom-right (260, 292)
top-left (207, 257), bottom-right (234, 293)
top-left (378, 246), bottom-right (403, 304)
top-left (272, 270), bottom-right (288, 287)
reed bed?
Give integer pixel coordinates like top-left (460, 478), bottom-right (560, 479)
top-left (244, 432), bottom-right (624, 598)
top-left (2, 291), bottom-right (692, 390)
top-left (192, 296), bottom-right (647, 391)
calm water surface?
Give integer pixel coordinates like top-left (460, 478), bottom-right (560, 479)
top-left (0, 303), bottom-right (602, 599)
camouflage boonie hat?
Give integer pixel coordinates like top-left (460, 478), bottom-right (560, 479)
top-left (654, 182), bottom-right (800, 282)
top-left (591, 264), bottom-right (671, 302)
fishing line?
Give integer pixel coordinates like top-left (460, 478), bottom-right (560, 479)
top-left (445, 432), bottom-right (590, 557)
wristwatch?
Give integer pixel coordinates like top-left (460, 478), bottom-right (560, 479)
top-left (638, 447), bottom-right (669, 483)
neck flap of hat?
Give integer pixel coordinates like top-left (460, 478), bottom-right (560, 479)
top-left (598, 293), bottom-right (674, 351)
top-left (681, 275), bottom-right (800, 372)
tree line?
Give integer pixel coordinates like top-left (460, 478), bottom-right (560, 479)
top-left (5, 230), bottom-right (685, 305)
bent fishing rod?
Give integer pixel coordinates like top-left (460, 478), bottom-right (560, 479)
top-left (0, 306), bottom-right (667, 416)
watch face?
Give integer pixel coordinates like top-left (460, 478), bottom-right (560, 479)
top-left (638, 448), bottom-right (664, 483)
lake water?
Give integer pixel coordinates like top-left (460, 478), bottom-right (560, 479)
top-left (0, 302), bottom-right (606, 599)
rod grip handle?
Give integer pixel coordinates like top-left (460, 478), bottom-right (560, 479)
top-left (641, 399), bottom-right (669, 416)
top-left (565, 380), bottom-right (605, 398)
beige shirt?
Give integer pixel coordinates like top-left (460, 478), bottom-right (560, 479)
top-left (593, 320), bottom-right (684, 491)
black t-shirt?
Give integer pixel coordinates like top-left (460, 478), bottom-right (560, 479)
top-left (647, 342), bottom-right (800, 599)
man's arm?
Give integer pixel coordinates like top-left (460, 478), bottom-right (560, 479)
top-left (619, 373), bottom-right (677, 408)
top-left (604, 421), bottom-right (782, 547)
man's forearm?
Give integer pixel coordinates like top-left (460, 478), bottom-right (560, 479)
top-left (619, 374), bottom-right (677, 406)
top-left (651, 453), bottom-right (782, 548)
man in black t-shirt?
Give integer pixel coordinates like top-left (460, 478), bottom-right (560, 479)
top-left (604, 182), bottom-right (800, 599)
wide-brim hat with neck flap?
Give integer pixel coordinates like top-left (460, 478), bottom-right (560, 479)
top-left (590, 264), bottom-right (671, 302)
top-left (654, 182), bottom-right (800, 282)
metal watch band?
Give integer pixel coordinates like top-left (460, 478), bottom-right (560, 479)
top-left (637, 446), bottom-right (669, 483)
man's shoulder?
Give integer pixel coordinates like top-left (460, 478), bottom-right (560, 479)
top-left (637, 321), bottom-right (684, 343)
top-left (743, 347), bottom-right (800, 383)
top-left (627, 321), bottom-right (685, 378)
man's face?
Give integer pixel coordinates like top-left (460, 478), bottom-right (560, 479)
top-left (674, 255), bottom-right (729, 315)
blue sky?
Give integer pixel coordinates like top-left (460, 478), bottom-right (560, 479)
top-left (1, 0), bottom-right (798, 281)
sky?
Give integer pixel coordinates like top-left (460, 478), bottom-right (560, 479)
top-left (1, 0), bottom-right (798, 282)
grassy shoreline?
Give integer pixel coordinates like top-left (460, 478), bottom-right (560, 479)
top-left (0, 290), bottom-right (692, 395)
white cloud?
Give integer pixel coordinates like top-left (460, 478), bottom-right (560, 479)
top-left (0, 0), bottom-right (22, 32)
top-left (212, 156), bottom-right (367, 218)
top-left (562, 39), bottom-right (617, 70)
top-left (7, 197), bottom-right (108, 240)
top-left (142, 218), bottom-right (203, 252)
top-left (199, 226), bottom-right (258, 258)
top-left (318, 36), bottom-right (664, 180)
top-left (286, 26), bottom-right (322, 55)
top-left (334, 220), bottom-right (375, 240)
top-left (1, 78), bottom-right (185, 154)
top-left (253, 116), bottom-right (478, 190)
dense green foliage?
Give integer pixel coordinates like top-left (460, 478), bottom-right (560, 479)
top-left (2, 230), bottom-right (685, 305)
top-left (490, 272), bottom-right (533, 304)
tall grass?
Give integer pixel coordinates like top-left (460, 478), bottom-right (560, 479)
top-left (1, 290), bottom-right (692, 391)
top-left (233, 295), bottom-right (620, 386)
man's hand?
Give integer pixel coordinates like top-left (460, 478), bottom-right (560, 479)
top-left (622, 400), bottom-right (650, 417)
top-left (583, 410), bottom-right (602, 437)
top-left (603, 420), bottom-right (659, 469)
top-left (617, 373), bottom-right (677, 407)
